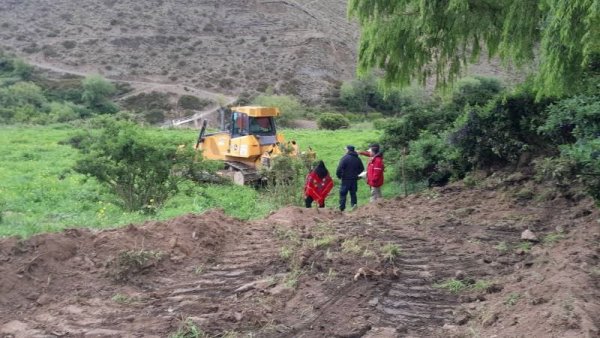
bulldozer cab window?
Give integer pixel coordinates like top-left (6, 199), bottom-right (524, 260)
top-left (231, 112), bottom-right (249, 137)
top-left (249, 117), bottom-right (275, 136)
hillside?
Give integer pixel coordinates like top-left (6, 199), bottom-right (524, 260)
top-left (0, 0), bottom-right (522, 103)
top-left (1, 174), bottom-right (598, 337)
top-left (0, 0), bottom-right (357, 102)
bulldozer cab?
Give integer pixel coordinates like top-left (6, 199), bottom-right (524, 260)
top-left (231, 113), bottom-right (276, 138)
top-left (230, 107), bottom-right (279, 146)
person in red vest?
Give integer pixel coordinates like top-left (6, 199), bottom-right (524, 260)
top-left (359, 143), bottom-right (385, 202)
top-left (304, 160), bottom-right (334, 208)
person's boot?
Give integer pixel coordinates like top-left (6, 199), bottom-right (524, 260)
top-left (351, 204), bottom-right (357, 211)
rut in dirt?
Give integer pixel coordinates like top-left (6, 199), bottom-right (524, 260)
top-left (291, 207), bottom-right (524, 335)
top-left (135, 223), bottom-right (286, 332)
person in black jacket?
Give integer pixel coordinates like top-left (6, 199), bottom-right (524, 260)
top-left (336, 145), bottom-right (365, 211)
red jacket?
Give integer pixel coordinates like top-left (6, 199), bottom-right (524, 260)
top-left (360, 152), bottom-right (384, 187)
top-left (304, 172), bottom-right (334, 204)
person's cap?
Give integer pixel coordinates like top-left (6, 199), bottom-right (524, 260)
top-left (346, 145), bottom-right (355, 152)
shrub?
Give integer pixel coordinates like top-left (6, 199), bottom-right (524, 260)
top-left (122, 91), bottom-right (171, 113)
top-left (0, 54), bottom-right (33, 80)
top-left (559, 140), bottom-right (600, 201)
top-left (379, 107), bottom-right (459, 151)
top-left (450, 76), bottom-right (504, 111)
top-left (448, 92), bottom-right (553, 167)
top-left (317, 113), bottom-right (350, 130)
top-left (72, 118), bottom-right (194, 211)
top-left (403, 132), bottom-right (465, 186)
top-left (143, 109), bottom-right (165, 124)
top-left (261, 153), bottom-right (304, 207)
top-left (0, 82), bottom-right (46, 108)
top-left (178, 95), bottom-right (212, 110)
top-left (81, 74), bottom-right (118, 113)
top-left (538, 95), bottom-right (600, 144)
top-left (48, 101), bottom-right (79, 122)
top-left (339, 73), bottom-right (434, 115)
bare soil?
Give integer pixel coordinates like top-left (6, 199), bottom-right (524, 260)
top-left (1, 173), bottom-right (598, 337)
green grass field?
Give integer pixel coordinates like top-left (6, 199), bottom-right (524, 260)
top-left (0, 124), bottom-right (396, 238)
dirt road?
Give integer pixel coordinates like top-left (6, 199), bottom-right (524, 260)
top-left (0, 174), bottom-right (598, 337)
top-left (27, 58), bottom-right (237, 126)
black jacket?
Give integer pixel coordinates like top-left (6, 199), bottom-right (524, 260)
top-left (336, 151), bottom-right (364, 181)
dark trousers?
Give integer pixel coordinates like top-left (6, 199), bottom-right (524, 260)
top-left (339, 180), bottom-right (358, 211)
top-left (305, 196), bottom-right (324, 208)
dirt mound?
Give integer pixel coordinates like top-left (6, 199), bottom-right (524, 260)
top-left (1, 176), bottom-right (598, 337)
top-left (265, 206), bottom-right (340, 228)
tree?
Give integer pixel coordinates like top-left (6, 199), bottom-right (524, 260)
top-left (73, 119), bottom-right (192, 212)
top-left (81, 75), bottom-right (118, 113)
top-left (348, 0), bottom-right (599, 97)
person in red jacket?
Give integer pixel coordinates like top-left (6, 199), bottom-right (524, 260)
top-left (304, 160), bottom-right (334, 208)
top-left (359, 143), bottom-right (385, 202)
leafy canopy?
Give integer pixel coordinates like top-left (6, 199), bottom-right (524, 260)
top-left (348, 0), bottom-right (600, 97)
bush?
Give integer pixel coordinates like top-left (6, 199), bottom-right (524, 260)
top-left (177, 95), bottom-right (212, 110)
top-left (373, 118), bottom-right (394, 130)
top-left (72, 118), bottom-right (194, 211)
top-left (0, 54), bottom-right (33, 80)
top-left (339, 73), bottom-right (434, 115)
top-left (0, 81), bottom-right (46, 108)
top-left (143, 109), bottom-right (165, 124)
top-left (81, 74), bottom-right (118, 113)
top-left (403, 132), bottom-right (465, 186)
top-left (449, 76), bottom-right (504, 111)
top-left (317, 113), bottom-right (350, 130)
top-left (448, 92), bottom-right (553, 167)
top-left (379, 107), bottom-right (457, 150)
top-left (538, 95), bottom-right (600, 144)
top-left (122, 91), bottom-right (171, 113)
top-left (560, 140), bottom-right (600, 201)
top-left (48, 101), bottom-right (79, 122)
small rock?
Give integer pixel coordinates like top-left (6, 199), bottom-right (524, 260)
top-left (453, 207), bottom-right (475, 218)
top-left (442, 323), bottom-right (459, 333)
top-left (268, 284), bottom-right (294, 297)
top-left (454, 309), bottom-right (471, 325)
top-left (36, 294), bottom-right (52, 306)
top-left (455, 270), bottom-right (465, 280)
top-left (168, 237), bottom-right (178, 249)
top-left (362, 327), bottom-right (397, 338)
top-left (486, 283), bottom-right (503, 294)
top-left (234, 312), bottom-right (243, 322)
top-left (483, 312), bottom-right (499, 327)
top-left (368, 298), bottom-right (379, 307)
top-left (521, 229), bottom-right (539, 242)
top-left (530, 297), bottom-right (548, 305)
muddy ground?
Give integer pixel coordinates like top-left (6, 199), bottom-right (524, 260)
top-left (1, 172), bottom-right (599, 337)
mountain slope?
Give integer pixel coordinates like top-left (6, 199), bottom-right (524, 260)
top-left (0, 0), bottom-right (357, 102)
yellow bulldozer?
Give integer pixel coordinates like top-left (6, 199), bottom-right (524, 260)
top-left (194, 106), bottom-right (300, 185)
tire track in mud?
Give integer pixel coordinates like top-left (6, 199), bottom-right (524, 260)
top-left (377, 220), bottom-right (523, 332)
top-left (290, 210), bottom-right (526, 336)
top-left (156, 225), bottom-right (282, 321)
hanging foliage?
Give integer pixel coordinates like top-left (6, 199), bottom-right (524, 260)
top-left (348, 0), bottom-right (600, 97)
